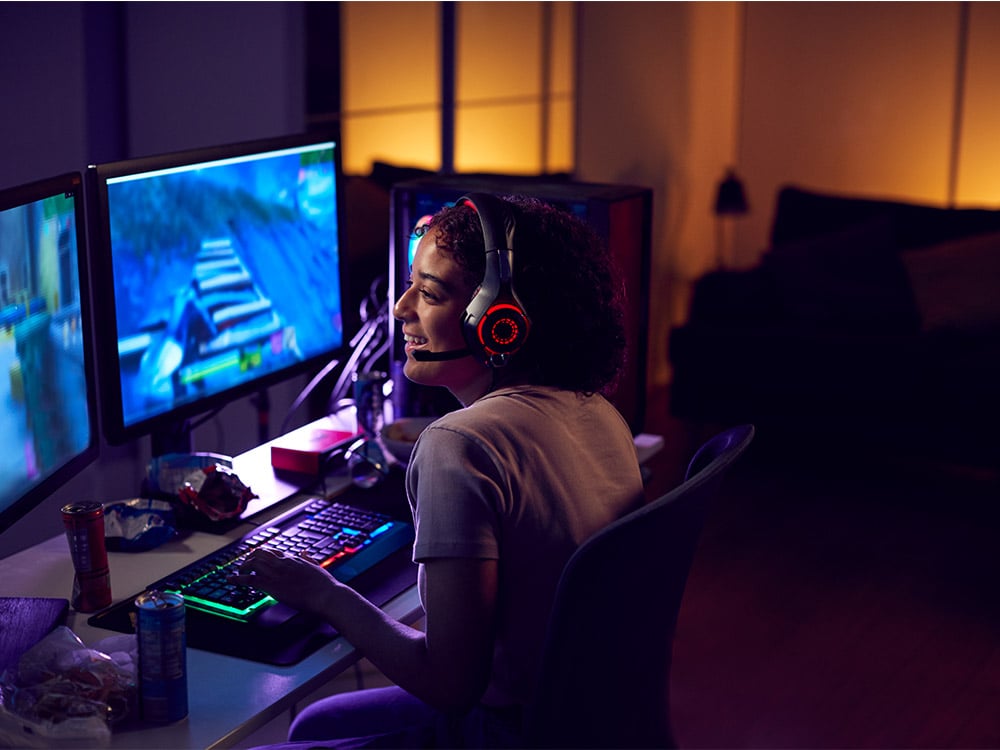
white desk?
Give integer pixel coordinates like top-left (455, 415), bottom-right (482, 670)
top-left (1, 418), bottom-right (662, 749)
top-left (0, 460), bottom-right (422, 749)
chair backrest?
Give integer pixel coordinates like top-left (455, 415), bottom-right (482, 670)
top-left (523, 424), bottom-right (755, 749)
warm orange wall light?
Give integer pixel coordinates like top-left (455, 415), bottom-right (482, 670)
top-left (955, 2), bottom-right (1000, 207)
top-left (341, 2), bottom-right (441, 174)
top-left (340, 1), bottom-right (574, 177)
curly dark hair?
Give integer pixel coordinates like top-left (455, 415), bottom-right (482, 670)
top-left (426, 194), bottom-right (627, 396)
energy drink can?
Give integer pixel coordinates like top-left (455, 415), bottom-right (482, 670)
top-left (136, 590), bottom-right (188, 723)
top-left (353, 370), bottom-right (388, 437)
top-left (60, 502), bottom-right (112, 612)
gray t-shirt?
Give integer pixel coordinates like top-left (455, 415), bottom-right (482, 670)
top-left (406, 385), bottom-right (645, 707)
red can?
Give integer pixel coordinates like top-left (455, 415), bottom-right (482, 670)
top-left (61, 502), bottom-right (112, 612)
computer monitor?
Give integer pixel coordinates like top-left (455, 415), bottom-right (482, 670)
top-left (0, 172), bottom-right (99, 535)
top-left (87, 132), bottom-right (346, 453)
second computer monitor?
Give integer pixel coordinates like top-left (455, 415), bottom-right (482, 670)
top-left (0, 172), bottom-right (99, 535)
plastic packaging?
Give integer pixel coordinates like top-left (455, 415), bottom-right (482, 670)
top-left (103, 498), bottom-right (177, 552)
top-left (147, 452), bottom-right (256, 522)
top-left (0, 627), bottom-right (137, 747)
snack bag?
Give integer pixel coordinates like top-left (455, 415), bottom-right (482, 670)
top-left (0, 627), bottom-right (137, 748)
top-left (147, 452), bottom-right (256, 522)
top-left (104, 498), bottom-right (177, 551)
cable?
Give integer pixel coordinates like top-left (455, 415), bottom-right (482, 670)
top-left (329, 318), bottom-right (380, 406)
top-left (361, 337), bottom-right (390, 375)
top-left (279, 356), bottom-right (344, 436)
top-left (280, 275), bottom-right (391, 435)
top-left (327, 279), bottom-right (390, 410)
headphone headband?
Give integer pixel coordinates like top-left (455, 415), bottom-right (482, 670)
top-left (458, 193), bottom-right (531, 367)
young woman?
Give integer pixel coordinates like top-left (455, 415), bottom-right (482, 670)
top-left (235, 194), bottom-right (645, 748)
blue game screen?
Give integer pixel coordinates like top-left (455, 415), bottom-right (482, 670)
top-left (105, 142), bottom-right (343, 430)
top-left (0, 188), bottom-right (92, 519)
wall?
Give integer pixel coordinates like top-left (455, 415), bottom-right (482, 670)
top-left (123, 2), bottom-right (305, 156)
top-left (960, 3), bottom-right (1000, 201)
top-left (576, 2), bottom-right (739, 391)
top-left (337, 1), bottom-right (576, 176)
top-left (576, 1), bottom-right (1000, 392)
top-left (0, 3), bottom-right (91, 187)
top-left (738, 2), bottom-right (962, 263)
top-left (0, 2), bottom-right (311, 558)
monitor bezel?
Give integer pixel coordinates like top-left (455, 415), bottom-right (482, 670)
top-left (0, 171), bottom-right (100, 536)
top-left (86, 130), bottom-right (347, 448)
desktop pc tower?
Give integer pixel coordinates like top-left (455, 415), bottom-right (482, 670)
top-left (388, 175), bottom-right (653, 435)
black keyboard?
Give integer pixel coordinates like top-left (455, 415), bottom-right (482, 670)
top-left (148, 496), bottom-right (414, 623)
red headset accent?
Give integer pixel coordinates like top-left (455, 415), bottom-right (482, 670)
top-left (458, 194), bottom-right (531, 367)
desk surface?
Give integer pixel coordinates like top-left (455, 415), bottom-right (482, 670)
top-left (0, 444), bottom-right (422, 749)
top-left (0, 415), bottom-right (661, 749)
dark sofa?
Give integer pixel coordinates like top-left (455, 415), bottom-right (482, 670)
top-left (668, 185), bottom-right (1000, 466)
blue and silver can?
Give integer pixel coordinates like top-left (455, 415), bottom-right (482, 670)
top-left (135, 590), bottom-right (188, 723)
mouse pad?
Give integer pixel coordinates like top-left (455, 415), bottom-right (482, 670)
top-left (87, 547), bottom-right (417, 666)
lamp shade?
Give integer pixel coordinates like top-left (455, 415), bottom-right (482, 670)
top-left (714, 170), bottom-right (749, 215)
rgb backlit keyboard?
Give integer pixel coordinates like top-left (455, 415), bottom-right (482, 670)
top-left (148, 497), bottom-right (414, 622)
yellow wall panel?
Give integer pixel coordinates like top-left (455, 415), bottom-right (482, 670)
top-left (546, 97), bottom-right (575, 174)
top-left (549, 2), bottom-right (576, 95)
top-left (956, 2), bottom-right (1000, 207)
top-left (455, 102), bottom-right (542, 173)
top-left (343, 110), bottom-right (440, 175)
top-left (457, 3), bottom-right (542, 101)
top-left (342, 2), bottom-right (439, 112)
top-left (343, 1), bottom-right (573, 177)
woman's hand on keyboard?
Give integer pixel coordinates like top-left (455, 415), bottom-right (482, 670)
top-left (228, 548), bottom-right (343, 617)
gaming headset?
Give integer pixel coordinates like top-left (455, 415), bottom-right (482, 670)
top-left (412, 193), bottom-right (531, 368)
top-left (457, 193), bottom-right (532, 367)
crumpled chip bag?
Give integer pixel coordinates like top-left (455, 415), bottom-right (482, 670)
top-left (103, 498), bottom-right (177, 551)
top-left (147, 452), bottom-right (256, 522)
top-left (0, 626), bottom-right (137, 747)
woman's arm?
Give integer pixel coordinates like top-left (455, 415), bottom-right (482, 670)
top-left (230, 550), bottom-right (497, 711)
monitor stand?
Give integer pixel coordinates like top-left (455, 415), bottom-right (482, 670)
top-left (150, 418), bottom-right (194, 458)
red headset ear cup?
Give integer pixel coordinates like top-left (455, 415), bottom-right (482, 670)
top-left (477, 302), bottom-right (530, 356)
top-left (457, 192), bottom-right (531, 366)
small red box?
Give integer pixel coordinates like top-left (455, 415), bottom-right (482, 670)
top-left (270, 427), bottom-right (359, 476)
